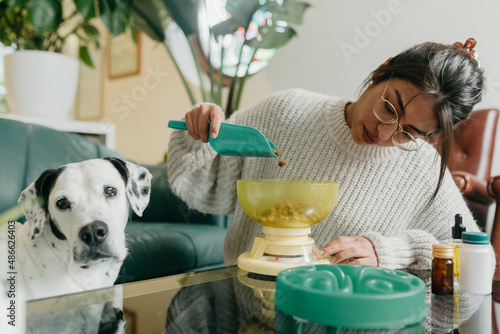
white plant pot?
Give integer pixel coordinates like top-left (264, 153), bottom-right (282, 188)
top-left (4, 50), bottom-right (79, 119)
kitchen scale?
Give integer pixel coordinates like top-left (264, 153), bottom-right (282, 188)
top-left (237, 179), bottom-right (339, 276)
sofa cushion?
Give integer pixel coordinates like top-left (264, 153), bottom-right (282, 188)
top-left (26, 122), bottom-right (124, 182)
top-left (136, 164), bottom-right (216, 225)
top-left (117, 222), bottom-right (226, 283)
top-left (0, 118), bottom-right (124, 214)
top-left (0, 119), bottom-right (29, 213)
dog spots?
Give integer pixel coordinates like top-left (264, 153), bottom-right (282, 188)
top-left (139, 172), bottom-right (146, 180)
top-left (31, 227), bottom-right (41, 239)
top-left (141, 186), bottom-right (150, 196)
top-left (52, 243), bottom-right (56, 248)
top-left (42, 264), bottom-right (46, 268)
top-left (131, 181), bottom-right (139, 197)
top-left (106, 271), bottom-right (109, 277)
top-left (29, 189), bottom-right (35, 194)
top-left (81, 265), bottom-right (90, 270)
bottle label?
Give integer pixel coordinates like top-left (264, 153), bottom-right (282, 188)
top-left (453, 245), bottom-right (460, 278)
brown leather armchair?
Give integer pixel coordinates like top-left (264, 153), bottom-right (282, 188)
top-left (447, 108), bottom-right (499, 231)
top-left (488, 176), bottom-right (500, 279)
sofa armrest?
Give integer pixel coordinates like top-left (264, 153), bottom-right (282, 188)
top-left (452, 171), bottom-right (494, 205)
top-left (488, 176), bottom-right (500, 279)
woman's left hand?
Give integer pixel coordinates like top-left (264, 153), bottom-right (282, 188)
top-left (316, 236), bottom-right (379, 266)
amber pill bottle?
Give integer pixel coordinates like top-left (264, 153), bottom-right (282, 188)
top-left (432, 244), bottom-right (454, 295)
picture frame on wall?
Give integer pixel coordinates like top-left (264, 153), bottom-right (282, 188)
top-left (109, 31), bottom-right (141, 79)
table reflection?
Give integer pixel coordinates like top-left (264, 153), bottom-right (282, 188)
top-left (25, 266), bottom-right (495, 334)
top-left (164, 269), bottom-right (492, 334)
top-left (26, 286), bottom-right (125, 334)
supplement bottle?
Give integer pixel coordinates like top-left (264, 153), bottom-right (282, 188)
top-left (459, 231), bottom-right (493, 295)
top-left (432, 244), bottom-right (454, 295)
top-left (448, 214), bottom-right (466, 282)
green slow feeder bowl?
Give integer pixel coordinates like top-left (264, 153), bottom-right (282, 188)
top-left (275, 264), bottom-right (426, 329)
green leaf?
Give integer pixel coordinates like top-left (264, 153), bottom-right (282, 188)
top-left (81, 23), bottom-right (101, 48)
top-left (225, 0), bottom-right (260, 27)
top-left (81, 23), bottom-right (100, 38)
top-left (79, 45), bottom-right (94, 68)
top-left (130, 0), bottom-right (165, 42)
top-left (26, 0), bottom-right (62, 35)
top-left (262, 1), bottom-right (310, 25)
top-left (100, 0), bottom-right (130, 36)
top-left (159, 0), bottom-right (198, 36)
top-left (211, 0), bottom-right (260, 37)
top-left (6, 0), bottom-right (27, 7)
top-left (246, 25), bottom-right (296, 50)
top-left (74, 0), bottom-right (96, 20)
top-left (211, 19), bottom-right (241, 39)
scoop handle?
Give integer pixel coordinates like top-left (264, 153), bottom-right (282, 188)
top-left (168, 120), bottom-right (188, 130)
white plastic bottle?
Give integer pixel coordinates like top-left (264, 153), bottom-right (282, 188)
top-left (458, 232), bottom-right (493, 295)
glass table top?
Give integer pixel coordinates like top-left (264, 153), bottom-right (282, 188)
top-left (24, 265), bottom-right (497, 333)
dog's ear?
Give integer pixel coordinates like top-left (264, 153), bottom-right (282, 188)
top-left (18, 168), bottom-right (64, 239)
top-left (104, 157), bottom-right (152, 217)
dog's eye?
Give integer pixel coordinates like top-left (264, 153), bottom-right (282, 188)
top-left (104, 187), bottom-right (117, 197)
top-left (56, 198), bottom-right (71, 210)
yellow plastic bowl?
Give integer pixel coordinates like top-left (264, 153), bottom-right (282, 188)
top-left (237, 179), bottom-right (339, 228)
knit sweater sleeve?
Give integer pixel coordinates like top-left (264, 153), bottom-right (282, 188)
top-left (361, 167), bottom-right (482, 271)
top-left (166, 117), bottom-right (244, 215)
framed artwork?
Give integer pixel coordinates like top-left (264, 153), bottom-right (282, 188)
top-left (109, 31), bottom-right (141, 79)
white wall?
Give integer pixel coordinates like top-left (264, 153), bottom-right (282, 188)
top-left (97, 0), bottom-right (500, 170)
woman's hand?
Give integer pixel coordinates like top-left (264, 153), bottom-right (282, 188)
top-left (185, 103), bottom-right (225, 143)
top-left (316, 236), bottom-right (379, 266)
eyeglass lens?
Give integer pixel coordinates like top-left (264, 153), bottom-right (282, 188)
top-left (373, 100), bottom-right (419, 151)
top-left (373, 100), bottom-right (398, 123)
top-left (392, 132), bottom-right (418, 151)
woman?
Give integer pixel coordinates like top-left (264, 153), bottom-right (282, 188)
top-left (167, 40), bottom-right (486, 270)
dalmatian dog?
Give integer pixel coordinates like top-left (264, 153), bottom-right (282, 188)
top-left (1, 157), bottom-right (152, 301)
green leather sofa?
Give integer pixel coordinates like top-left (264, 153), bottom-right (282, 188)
top-left (0, 117), bottom-right (228, 284)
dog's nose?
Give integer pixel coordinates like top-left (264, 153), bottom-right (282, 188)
top-left (79, 221), bottom-right (108, 246)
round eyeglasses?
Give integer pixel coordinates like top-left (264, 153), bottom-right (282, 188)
top-left (372, 74), bottom-right (427, 152)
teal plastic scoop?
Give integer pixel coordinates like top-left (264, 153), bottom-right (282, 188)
top-left (168, 120), bottom-right (278, 157)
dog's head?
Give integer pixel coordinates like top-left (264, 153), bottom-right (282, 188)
top-left (17, 158), bottom-right (152, 267)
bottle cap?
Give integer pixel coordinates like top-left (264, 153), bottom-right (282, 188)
top-left (452, 213), bottom-right (466, 239)
top-left (432, 244), bottom-right (454, 259)
top-left (462, 231), bottom-right (490, 245)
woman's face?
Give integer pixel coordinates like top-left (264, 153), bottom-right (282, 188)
top-left (346, 78), bottom-right (439, 148)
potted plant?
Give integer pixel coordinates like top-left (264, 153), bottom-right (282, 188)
top-left (131, 0), bottom-right (310, 117)
top-left (0, 0), bottom-right (133, 119)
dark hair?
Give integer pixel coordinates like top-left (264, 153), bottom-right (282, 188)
top-left (367, 42), bottom-right (484, 201)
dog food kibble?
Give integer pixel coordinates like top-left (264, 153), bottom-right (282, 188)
top-left (272, 148), bottom-right (288, 167)
top-left (251, 201), bottom-right (325, 227)
top-left (278, 160), bottom-right (289, 167)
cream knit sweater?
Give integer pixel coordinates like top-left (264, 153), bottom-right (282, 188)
top-left (167, 88), bottom-right (481, 270)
